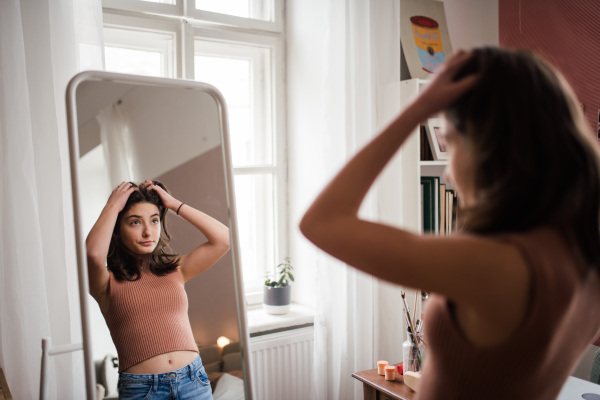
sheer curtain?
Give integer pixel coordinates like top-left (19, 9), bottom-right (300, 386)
top-left (288, 0), bottom-right (404, 399)
top-left (0, 0), bottom-right (103, 398)
top-left (97, 103), bottom-right (135, 187)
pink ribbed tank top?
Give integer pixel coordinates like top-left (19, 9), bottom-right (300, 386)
top-left (103, 265), bottom-right (198, 372)
top-left (418, 227), bottom-right (600, 399)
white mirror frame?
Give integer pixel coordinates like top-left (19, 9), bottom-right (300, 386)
top-left (65, 71), bottom-right (252, 399)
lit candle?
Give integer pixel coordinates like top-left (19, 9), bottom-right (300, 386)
top-left (377, 360), bottom-right (388, 375)
top-left (384, 365), bottom-right (396, 381)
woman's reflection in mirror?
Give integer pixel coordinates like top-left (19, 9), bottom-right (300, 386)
top-left (86, 179), bottom-right (230, 399)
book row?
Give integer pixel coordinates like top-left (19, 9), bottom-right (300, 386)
top-left (421, 176), bottom-right (458, 234)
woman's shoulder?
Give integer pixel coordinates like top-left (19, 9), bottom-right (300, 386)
top-left (486, 226), bottom-right (567, 254)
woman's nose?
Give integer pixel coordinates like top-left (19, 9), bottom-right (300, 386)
top-left (142, 224), bottom-right (151, 236)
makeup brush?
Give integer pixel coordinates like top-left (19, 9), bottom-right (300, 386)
top-left (413, 290), bottom-right (419, 324)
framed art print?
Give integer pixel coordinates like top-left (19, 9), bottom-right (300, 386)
top-left (424, 118), bottom-right (448, 160)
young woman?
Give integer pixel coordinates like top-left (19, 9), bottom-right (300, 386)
top-left (86, 179), bottom-right (230, 400)
top-left (300, 47), bottom-right (600, 399)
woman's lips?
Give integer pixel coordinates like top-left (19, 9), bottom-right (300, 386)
top-left (139, 241), bottom-right (154, 246)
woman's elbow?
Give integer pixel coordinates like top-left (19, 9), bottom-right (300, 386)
top-left (86, 251), bottom-right (105, 269)
top-left (299, 212), bottom-right (324, 244)
top-left (85, 245), bottom-right (101, 265)
top-left (223, 234), bottom-right (231, 251)
top-left (219, 228), bottom-right (231, 251)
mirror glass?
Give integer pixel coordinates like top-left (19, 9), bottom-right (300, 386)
top-left (67, 71), bottom-right (251, 399)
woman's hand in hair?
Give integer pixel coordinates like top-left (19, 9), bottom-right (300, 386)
top-left (413, 49), bottom-right (479, 120)
top-left (106, 181), bottom-right (137, 212)
top-left (87, 181), bottom-right (136, 307)
top-left (142, 180), bottom-right (180, 211)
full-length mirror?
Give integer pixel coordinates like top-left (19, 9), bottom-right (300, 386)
top-left (66, 71), bottom-right (251, 399)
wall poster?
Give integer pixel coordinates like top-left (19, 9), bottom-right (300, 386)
top-left (400, 0), bottom-right (453, 80)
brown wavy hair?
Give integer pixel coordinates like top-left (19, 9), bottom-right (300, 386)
top-left (445, 47), bottom-right (600, 270)
top-left (108, 181), bottom-right (181, 281)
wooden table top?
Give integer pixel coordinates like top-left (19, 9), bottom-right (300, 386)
top-left (352, 366), bottom-right (416, 400)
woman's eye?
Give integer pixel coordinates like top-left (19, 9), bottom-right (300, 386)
top-left (130, 220), bottom-right (140, 226)
top-left (152, 219), bottom-right (159, 224)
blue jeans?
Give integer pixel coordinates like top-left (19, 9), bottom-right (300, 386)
top-left (118, 355), bottom-right (213, 400)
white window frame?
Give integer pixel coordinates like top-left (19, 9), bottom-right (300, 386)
top-left (191, 28), bottom-right (286, 299)
top-left (101, 0), bottom-right (287, 305)
top-left (102, 0), bottom-right (283, 31)
top-left (103, 13), bottom-right (182, 78)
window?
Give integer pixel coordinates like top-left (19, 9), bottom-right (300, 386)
top-left (101, 0), bottom-right (286, 302)
top-left (104, 26), bottom-right (175, 77)
top-left (194, 0), bottom-right (273, 21)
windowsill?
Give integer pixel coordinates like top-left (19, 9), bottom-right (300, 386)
top-left (246, 303), bottom-right (315, 337)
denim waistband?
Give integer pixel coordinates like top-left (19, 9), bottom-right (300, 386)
top-left (119, 355), bottom-right (203, 382)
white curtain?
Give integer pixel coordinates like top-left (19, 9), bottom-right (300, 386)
top-left (0, 0), bottom-right (103, 398)
top-left (288, 1), bottom-right (405, 399)
top-left (97, 103), bottom-right (135, 187)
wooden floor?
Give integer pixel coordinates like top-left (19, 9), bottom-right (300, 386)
top-left (0, 369), bottom-right (12, 400)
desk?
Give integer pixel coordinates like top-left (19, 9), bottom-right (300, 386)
top-left (352, 367), bottom-right (416, 400)
top-left (353, 368), bottom-right (600, 400)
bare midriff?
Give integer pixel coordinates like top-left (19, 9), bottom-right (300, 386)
top-left (122, 350), bottom-right (199, 374)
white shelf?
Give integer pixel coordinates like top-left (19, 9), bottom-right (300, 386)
top-left (420, 160), bottom-right (448, 167)
top-left (399, 79), bottom-right (456, 235)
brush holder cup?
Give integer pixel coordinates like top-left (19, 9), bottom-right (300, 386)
top-left (403, 331), bottom-right (426, 373)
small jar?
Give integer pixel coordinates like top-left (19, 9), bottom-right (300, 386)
top-left (402, 331), bottom-right (425, 373)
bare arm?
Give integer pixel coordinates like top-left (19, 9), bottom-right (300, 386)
top-left (299, 51), bottom-right (526, 307)
top-left (86, 182), bottom-right (137, 301)
top-left (144, 181), bottom-right (230, 282)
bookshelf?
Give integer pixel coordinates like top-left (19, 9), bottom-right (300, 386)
top-left (386, 79), bottom-right (459, 345)
top-left (398, 78), bottom-right (457, 235)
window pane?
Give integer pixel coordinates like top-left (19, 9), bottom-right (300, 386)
top-left (104, 27), bottom-right (174, 78)
top-left (233, 174), bottom-right (275, 284)
top-left (195, 0), bottom-right (273, 21)
top-left (105, 47), bottom-right (163, 77)
top-left (194, 46), bottom-right (272, 167)
top-left (140, 0), bottom-right (175, 3)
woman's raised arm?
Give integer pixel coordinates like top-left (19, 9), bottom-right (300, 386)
top-left (86, 182), bottom-right (137, 300)
top-left (300, 51), bottom-right (478, 254)
top-left (144, 181), bottom-right (230, 282)
top-left (297, 51), bottom-right (523, 306)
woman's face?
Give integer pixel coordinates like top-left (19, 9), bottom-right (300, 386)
top-left (119, 202), bottom-right (161, 255)
top-left (442, 118), bottom-right (476, 208)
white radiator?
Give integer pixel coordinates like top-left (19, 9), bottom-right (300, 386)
top-left (249, 326), bottom-right (314, 400)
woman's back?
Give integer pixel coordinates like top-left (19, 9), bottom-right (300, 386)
top-left (299, 47), bottom-right (600, 399)
top-left (419, 227), bottom-right (600, 399)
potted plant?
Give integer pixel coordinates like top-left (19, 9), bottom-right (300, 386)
top-left (263, 257), bottom-right (295, 315)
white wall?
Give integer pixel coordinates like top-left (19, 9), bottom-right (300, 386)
top-left (441, 0), bottom-right (499, 49)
